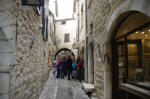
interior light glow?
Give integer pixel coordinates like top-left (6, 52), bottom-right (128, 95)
top-left (145, 34), bottom-right (148, 37)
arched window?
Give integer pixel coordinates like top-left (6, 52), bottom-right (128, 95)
top-left (113, 12), bottom-right (150, 91)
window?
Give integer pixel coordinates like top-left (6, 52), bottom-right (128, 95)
top-left (64, 34), bottom-right (70, 42)
top-left (61, 20), bottom-right (66, 25)
top-left (114, 23), bottom-right (150, 90)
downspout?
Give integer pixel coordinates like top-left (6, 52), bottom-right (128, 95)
top-left (85, 0), bottom-right (88, 82)
top-left (77, 1), bottom-right (80, 57)
top-left (85, 0), bottom-right (88, 63)
top-left (77, 1), bottom-right (79, 42)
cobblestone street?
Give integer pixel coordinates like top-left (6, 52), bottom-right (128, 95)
top-left (39, 71), bottom-right (89, 99)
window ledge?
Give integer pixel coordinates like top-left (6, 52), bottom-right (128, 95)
top-left (120, 83), bottom-right (150, 99)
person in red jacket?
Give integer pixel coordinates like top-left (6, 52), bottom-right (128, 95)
top-left (76, 57), bottom-right (82, 82)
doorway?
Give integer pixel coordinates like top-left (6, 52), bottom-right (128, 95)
top-left (88, 42), bottom-right (94, 84)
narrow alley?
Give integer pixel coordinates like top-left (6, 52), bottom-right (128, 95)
top-left (1, 0), bottom-right (150, 99)
top-left (39, 72), bottom-right (88, 99)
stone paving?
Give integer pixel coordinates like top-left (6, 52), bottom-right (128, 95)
top-left (39, 71), bottom-right (89, 99)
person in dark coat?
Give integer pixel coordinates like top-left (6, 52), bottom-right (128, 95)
top-left (56, 57), bottom-right (61, 78)
top-left (66, 55), bottom-right (72, 80)
top-left (76, 57), bottom-right (83, 82)
top-left (60, 57), bottom-right (66, 78)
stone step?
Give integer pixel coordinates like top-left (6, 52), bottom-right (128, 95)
top-left (82, 83), bottom-right (95, 92)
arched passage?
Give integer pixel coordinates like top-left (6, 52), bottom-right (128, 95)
top-left (104, 0), bottom-right (150, 99)
top-left (54, 48), bottom-right (75, 60)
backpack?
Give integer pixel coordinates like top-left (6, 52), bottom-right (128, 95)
top-left (72, 62), bottom-right (76, 69)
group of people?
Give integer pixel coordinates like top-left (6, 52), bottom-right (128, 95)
top-left (53, 55), bottom-right (83, 82)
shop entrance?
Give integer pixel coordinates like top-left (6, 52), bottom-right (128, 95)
top-left (88, 42), bottom-right (94, 84)
top-left (112, 12), bottom-right (150, 99)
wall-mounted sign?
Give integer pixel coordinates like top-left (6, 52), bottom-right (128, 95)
top-left (22, 0), bottom-right (44, 6)
top-left (37, 6), bottom-right (42, 15)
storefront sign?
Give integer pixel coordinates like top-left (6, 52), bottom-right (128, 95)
top-left (22, 0), bottom-right (44, 6)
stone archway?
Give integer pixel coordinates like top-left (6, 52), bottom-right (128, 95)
top-left (54, 48), bottom-right (75, 60)
top-left (103, 0), bottom-right (150, 99)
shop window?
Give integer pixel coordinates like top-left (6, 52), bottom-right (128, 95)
top-left (113, 13), bottom-right (150, 91)
top-left (110, 11), bottom-right (150, 99)
top-left (115, 24), bottom-right (150, 90)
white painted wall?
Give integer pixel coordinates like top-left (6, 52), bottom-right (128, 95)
top-left (55, 18), bottom-right (77, 57)
top-left (56, 19), bottom-right (76, 49)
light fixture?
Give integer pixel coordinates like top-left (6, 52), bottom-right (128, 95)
top-left (136, 31), bottom-right (138, 34)
top-left (142, 31), bottom-right (144, 34)
top-left (145, 34), bottom-right (148, 37)
top-left (148, 29), bottom-right (150, 32)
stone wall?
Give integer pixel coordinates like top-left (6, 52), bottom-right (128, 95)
top-left (86, 0), bottom-right (126, 99)
top-left (86, 0), bottom-right (150, 99)
top-left (0, 0), bottom-right (51, 99)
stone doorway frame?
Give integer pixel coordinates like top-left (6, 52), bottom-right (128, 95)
top-left (88, 42), bottom-right (94, 84)
top-left (104, 0), bottom-right (150, 99)
top-left (0, 29), bottom-right (17, 99)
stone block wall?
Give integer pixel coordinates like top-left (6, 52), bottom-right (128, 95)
top-left (86, 0), bottom-right (126, 99)
top-left (0, 0), bottom-right (51, 99)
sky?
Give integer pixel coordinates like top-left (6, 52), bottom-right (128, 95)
top-left (56, 0), bottom-right (74, 19)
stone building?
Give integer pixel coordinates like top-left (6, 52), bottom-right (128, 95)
top-left (75, 0), bottom-right (150, 99)
top-left (72, 0), bottom-right (86, 61)
top-left (0, 0), bottom-right (55, 99)
top-left (55, 18), bottom-right (78, 58)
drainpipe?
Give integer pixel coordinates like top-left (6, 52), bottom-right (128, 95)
top-left (85, 0), bottom-right (88, 82)
top-left (77, 1), bottom-right (80, 57)
top-left (77, 1), bottom-right (79, 42)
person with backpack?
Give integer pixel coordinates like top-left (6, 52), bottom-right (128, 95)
top-left (71, 57), bottom-right (77, 79)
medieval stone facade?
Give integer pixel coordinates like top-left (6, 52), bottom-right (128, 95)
top-left (0, 0), bottom-right (55, 99)
top-left (55, 18), bottom-right (78, 57)
top-left (75, 0), bottom-right (150, 99)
